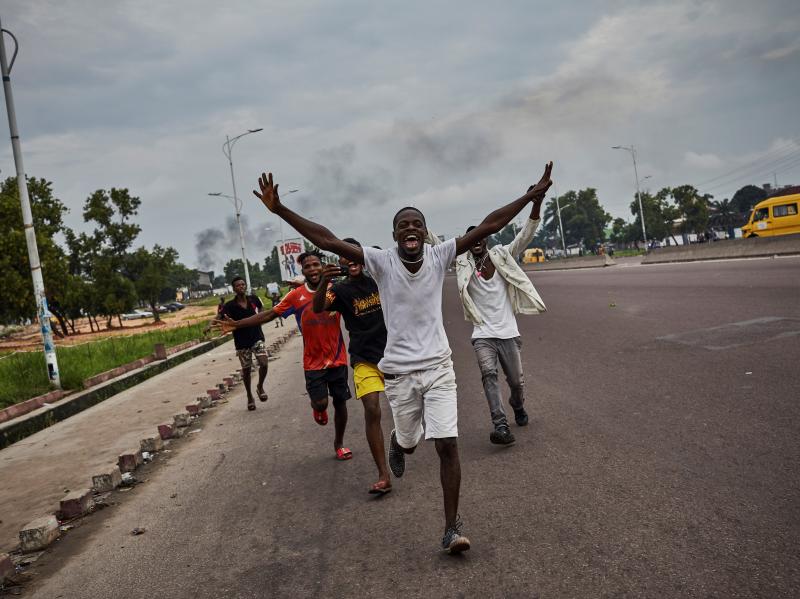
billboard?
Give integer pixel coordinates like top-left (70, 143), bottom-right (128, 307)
top-left (278, 238), bottom-right (304, 280)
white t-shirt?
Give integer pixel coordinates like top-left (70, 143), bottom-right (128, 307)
top-left (467, 269), bottom-right (520, 339)
top-left (363, 239), bottom-right (457, 374)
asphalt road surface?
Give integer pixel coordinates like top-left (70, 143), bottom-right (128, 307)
top-left (25, 257), bottom-right (800, 598)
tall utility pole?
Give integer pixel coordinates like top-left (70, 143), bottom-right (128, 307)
top-left (554, 186), bottom-right (567, 256)
top-left (1, 18), bottom-right (60, 387)
top-left (222, 128), bottom-right (262, 292)
top-left (613, 145), bottom-right (648, 249)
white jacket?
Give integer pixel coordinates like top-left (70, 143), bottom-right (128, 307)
top-left (453, 218), bottom-right (547, 325)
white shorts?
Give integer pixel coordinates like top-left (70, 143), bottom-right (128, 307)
top-left (383, 362), bottom-right (458, 447)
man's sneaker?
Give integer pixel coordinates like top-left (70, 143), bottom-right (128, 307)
top-left (388, 430), bottom-right (405, 478)
top-left (489, 424), bottom-right (516, 445)
top-left (441, 516), bottom-right (471, 554)
top-left (513, 407), bottom-right (529, 427)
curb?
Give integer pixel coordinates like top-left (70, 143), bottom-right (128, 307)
top-left (2, 328), bottom-right (299, 579)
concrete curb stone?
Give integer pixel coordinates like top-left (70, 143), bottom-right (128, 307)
top-left (173, 413), bottom-right (192, 428)
top-left (92, 467), bottom-right (123, 493)
top-left (0, 552), bottom-right (14, 584)
top-left (58, 489), bottom-right (94, 520)
top-left (157, 423), bottom-right (174, 440)
top-left (19, 516), bottom-right (60, 553)
top-left (140, 436), bottom-right (164, 453)
top-left (118, 449), bottom-right (143, 473)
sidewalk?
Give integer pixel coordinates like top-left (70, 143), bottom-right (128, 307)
top-left (0, 323), bottom-right (294, 552)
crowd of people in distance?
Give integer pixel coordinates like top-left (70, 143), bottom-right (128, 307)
top-left (211, 162), bottom-right (553, 554)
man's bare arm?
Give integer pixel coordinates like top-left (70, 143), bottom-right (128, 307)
top-left (253, 172), bottom-right (364, 264)
top-left (212, 309), bottom-right (278, 333)
top-left (312, 265), bottom-right (340, 313)
top-left (455, 161), bottom-right (553, 255)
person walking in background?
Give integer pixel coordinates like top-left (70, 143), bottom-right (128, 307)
top-left (217, 278), bottom-right (268, 411)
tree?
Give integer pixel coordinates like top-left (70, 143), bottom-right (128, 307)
top-left (126, 246), bottom-right (179, 322)
top-left (0, 176), bottom-right (72, 325)
top-left (629, 188), bottom-right (681, 246)
top-left (672, 185), bottom-right (711, 240)
top-left (731, 185), bottom-right (766, 215)
top-left (559, 188), bottom-right (612, 250)
top-left (263, 246), bottom-right (282, 282)
top-left (708, 198), bottom-right (740, 239)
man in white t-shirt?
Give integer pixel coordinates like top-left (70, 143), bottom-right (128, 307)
top-left (456, 188), bottom-right (548, 446)
top-left (250, 163), bottom-right (553, 554)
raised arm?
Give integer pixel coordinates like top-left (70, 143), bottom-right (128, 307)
top-left (312, 265), bottom-right (340, 313)
top-left (506, 191), bottom-right (546, 257)
top-left (254, 172), bottom-right (364, 264)
top-left (455, 161), bottom-right (553, 255)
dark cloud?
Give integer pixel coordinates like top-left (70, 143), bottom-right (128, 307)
top-left (303, 144), bottom-right (393, 212)
top-left (194, 214), bottom-right (277, 271)
top-left (391, 120), bottom-right (503, 173)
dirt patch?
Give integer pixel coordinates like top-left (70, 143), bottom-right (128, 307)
top-left (0, 306), bottom-right (216, 353)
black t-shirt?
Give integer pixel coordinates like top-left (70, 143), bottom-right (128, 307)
top-left (222, 295), bottom-right (265, 350)
top-left (327, 275), bottom-right (387, 367)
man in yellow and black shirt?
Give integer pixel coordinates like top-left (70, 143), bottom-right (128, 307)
top-left (313, 237), bottom-right (391, 495)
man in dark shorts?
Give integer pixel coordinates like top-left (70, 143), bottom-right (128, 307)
top-left (219, 277), bottom-right (268, 411)
top-left (313, 238), bottom-right (391, 494)
top-left (216, 252), bottom-right (353, 460)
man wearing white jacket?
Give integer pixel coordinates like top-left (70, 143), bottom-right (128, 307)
top-left (456, 189), bottom-right (547, 445)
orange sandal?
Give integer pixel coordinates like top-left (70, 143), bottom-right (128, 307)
top-left (335, 447), bottom-right (353, 460)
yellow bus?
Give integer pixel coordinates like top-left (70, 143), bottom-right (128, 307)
top-left (741, 191), bottom-right (800, 238)
top-left (522, 248), bottom-right (545, 263)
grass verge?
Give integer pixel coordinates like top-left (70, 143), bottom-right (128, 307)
top-left (0, 322), bottom-right (216, 409)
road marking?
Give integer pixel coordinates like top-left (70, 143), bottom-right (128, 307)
top-left (657, 317), bottom-right (800, 351)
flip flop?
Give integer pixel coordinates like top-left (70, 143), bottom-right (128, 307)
top-left (368, 480), bottom-right (392, 495)
top-left (247, 400), bottom-right (256, 411)
top-left (335, 447), bottom-right (353, 461)
top-left (257, 386), bottom-right (268, 402)
top-left (313, 409), bottom-right (328, 426)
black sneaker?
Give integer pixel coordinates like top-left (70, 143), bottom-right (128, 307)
top-left (441, 516), bottom-right (471, 554)
top-left (388, 430), bottom-right (405, 478)
top-left (514, 407), bottom-right (529, 427)
top-left (489, 424), bottom-right (516, 445)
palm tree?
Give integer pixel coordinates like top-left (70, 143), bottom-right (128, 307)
top-left (709, 198), bottom-right (740, 239)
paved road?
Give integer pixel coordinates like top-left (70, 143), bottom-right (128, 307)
top-left (26, 257), bottom-right (800, 598)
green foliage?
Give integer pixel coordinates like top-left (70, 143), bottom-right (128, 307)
top-left (671, 185), bottom-right (711, 236)
top-left (125, 245), bottom-right (180, 321)
top-left (731, 185), bottom-right (766, 214)
top-left (0, 322), bottom-right (213, 407)
top-left (0, 176), bottom-right (71, 323)
top-left (557, 188), bottom-right (612, 250)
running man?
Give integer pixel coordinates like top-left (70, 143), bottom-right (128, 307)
top-left (215, 252), bottom-right (353, 460)
top-left (456, 187), bottom-right (548, 445)
top-left (251, 162), bottom-right (553, 553)
top-left (218, 277), bottom-right (269, 411)
top-left (312, 238), bottom-right (392, 494)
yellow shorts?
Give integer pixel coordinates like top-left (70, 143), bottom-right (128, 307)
top-left (353, 362), bottom-right (385, 399)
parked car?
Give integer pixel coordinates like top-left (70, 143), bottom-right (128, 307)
top-left (121, 309), bottom-right (154, 320)
top-left (166, 302), bottom-right (186, 310)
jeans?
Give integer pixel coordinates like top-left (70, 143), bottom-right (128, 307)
top-left (472, 337), bottom-right (524, 427)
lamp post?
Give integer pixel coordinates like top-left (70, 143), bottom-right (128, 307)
top-left (1, 19), bottom-right (60, 387)
top-left (612, 145), bottom-right (648, 249)
top-left (221, 128), bottom-right (263, 292)
top-left (553, 187), bottom-right (575, 257)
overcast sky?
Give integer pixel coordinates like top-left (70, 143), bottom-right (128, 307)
top-left (2, 0), bottom-right (799, 273)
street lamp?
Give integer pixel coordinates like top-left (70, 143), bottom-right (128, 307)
top-left (221, 128), bottom-right (263, 292)
top-left (1, 19), bottom-right (60, 387)
top-left (612, 145), bottom-right (648, 249)
top-left (553, 187), bottom-right (575, 257)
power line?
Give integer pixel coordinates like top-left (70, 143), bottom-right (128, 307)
top-left (693, 137), bottom-right (800, 188)
top-left (701, 150), bottom-right (800, 195)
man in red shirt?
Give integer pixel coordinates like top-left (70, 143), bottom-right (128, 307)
top-left (216, 251), bottom-right (352, 460)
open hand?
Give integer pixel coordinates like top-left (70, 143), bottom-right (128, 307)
top-left (253, 172), bottom-right (281, 213)
top-left (321, 264), bottom-right (343, 280)
top-left (526, 161), bottom-right (554, 200)
top-left (211, 314), bottom-right (237, 334)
